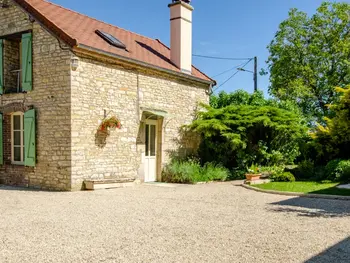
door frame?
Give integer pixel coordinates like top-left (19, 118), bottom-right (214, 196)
top-left (144, 119), bottom-right (158, 182)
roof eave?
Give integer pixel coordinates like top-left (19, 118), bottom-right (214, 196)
top-left (12, 0), bottom-right (78, 47)
top-left (75, 44), bottom-right (215, 87)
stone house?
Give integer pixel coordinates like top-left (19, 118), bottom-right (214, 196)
top-left (0, 0), bottom-right (214, 190)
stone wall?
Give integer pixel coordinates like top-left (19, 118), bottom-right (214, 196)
top-left (0, 2), bottom-right (72, 190)
top-left (70, 56), bottom-right (209, 190)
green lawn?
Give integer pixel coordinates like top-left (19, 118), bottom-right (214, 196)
top-left (254, 181), bottom-right (350, 196)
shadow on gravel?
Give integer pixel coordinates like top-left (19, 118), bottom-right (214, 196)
top-left (268, 197), bottom-right (350, 218)
top-left (0, 185), bottom-right (62, 192)
top-left (304, 237), bottom-right (350, 263)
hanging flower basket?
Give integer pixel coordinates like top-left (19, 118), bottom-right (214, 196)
top-left (99, 116), bottom-right (122, 132)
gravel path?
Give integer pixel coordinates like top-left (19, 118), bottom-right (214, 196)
top-left (0, 182), bottom-right (349, 263)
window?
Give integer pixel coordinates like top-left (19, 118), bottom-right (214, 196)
top-left (11, 112), bottom-right (24, 164)
top-left (95, 30), bottom-right (126, 50)
top-left (0, 32), bottom-right (32, 95)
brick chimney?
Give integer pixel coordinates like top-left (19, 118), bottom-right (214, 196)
top-left (168, 0), bottom-right (193, 74)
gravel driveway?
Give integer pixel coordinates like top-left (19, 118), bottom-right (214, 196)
top-left (0, 182), bottom-right (349, 263)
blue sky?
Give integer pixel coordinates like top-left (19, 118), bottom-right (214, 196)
top-left (50, 0), bottom-right (328, 95)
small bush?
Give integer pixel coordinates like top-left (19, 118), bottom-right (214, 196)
top-left (229, 168), bottom-right (246, 180)
top-left (326, 159), bottom-right (350, 183)
top-left (202, 163), bottom-right (229, 182)
top-left (312, 166), bottom-right (327, 181)
top-left (291, 160), bottom-right (315, 180)
top-left (325, 159), bottom-right (342, 179)
top-left (270, 172), bottom-right (296, 182)
top-left (259, 165), bottom-right (285, 177)
top-left (162, 161), bottom-right (229, 184)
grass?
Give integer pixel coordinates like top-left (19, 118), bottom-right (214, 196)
top-left (254, 181), bottom-right (350, 196)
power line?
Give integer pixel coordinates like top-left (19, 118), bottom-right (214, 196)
top-left (193, 54), bottom-right (253, 61)
top-left (212, 59), bottom-right (253, 92)
top-left (212, 61), bottom-right (251, 78)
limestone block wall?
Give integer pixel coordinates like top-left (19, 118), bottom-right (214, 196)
top-left (70, 59), bottom-right (140, 190)
top-left (70, 56), bottom-right (209, 189)
top-left (138, 73), bottom-right (209, 163)
top-left (0, 2), bottom-right (72, 190)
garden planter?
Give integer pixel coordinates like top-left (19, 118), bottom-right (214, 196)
top-left (245, 174), bottom-right (262, 181)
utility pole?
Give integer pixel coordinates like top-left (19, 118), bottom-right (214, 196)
top-left (237, 56), bottom-right (258, 92)
top-left (254, 56), bottom-right (258, 92)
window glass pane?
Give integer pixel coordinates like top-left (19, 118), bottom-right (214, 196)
top-left (13, 115), bottom-right (21, 130)
top-left (14, 147), bottom-right (21, 162)
top-left (145, 125), bottom-right (149, 157)
top-left (14, 131), bottom-right (21, 146)
top-left (150, 125), bottom-right (156, 157)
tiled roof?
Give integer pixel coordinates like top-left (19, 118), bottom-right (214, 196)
top-left (13, 0), bottom-right (213, 83)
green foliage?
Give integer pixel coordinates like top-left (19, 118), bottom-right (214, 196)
top-left (290, 160), bottom-right (315, 180)
top-left (230, 168), bottom-right (246, 180)
top-left (162, 160), bottom-right (201, 184)
top-left (259, 165), bottom-right (285, 176)
top-left (247, 164), bottom-right (260, 174)
top-left (188, 103), bottom-right (307, 170)
top-left (270, 172), bottom-right (296, 182)
top-left (202, 163), bottom-right (230, 182)
top-left (162, 161), bottom-right (229, 184)
top-left (211, 90), bottom-right (303, 114)
top-left (325, 159), bottom-right (342, 179)
top-left (325, 159), bottom-right (350, 183)
top-left (210, 90), bottom-right (266, 108)
top-left (311, 86), bottom-right (350, 163)
top-left (266, 2), bottom-right (350, 124)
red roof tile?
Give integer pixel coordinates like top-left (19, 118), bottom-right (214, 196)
top-left (13, 0), bottom-right (213, 83)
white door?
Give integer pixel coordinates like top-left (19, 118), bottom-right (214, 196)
top-left (144, 120), bottom-right (157, 182)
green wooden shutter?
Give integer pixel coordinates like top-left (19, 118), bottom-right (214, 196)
top-left (0, 113), bottom-right (3, 165)
top-left (24, 109), bottom-right (36, 167)
top-left (22, 33), bottom-right (33, 92)
top-left (0, 39), bottom-right (3, 95)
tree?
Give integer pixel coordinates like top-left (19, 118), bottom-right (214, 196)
top-left (210, 90), bottom-right (304, 118)
top-left (210, 90), bottom-right (266, 108)
top-left (266, 2), bottom-right (350, 124)
top-left (310, 86), bottom-right (350, 163)
top-left (187, 103), bottom-right (307, 169)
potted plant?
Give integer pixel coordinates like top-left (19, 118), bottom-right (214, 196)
top-left (245, 164), bottom-right (262, 181)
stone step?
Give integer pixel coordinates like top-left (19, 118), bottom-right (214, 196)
top-left (84, 178), bottom-right (136, 190)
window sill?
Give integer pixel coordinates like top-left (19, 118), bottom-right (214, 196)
top-left (3, 90), bottom-right (24, 95)
top-left (11, 162), bottom-right (24, 166)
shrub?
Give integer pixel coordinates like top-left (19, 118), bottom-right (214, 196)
top-left (259, 165), bottom-right (285, 177)
top-left (162, 161), bottom-right (229, 184)
top-left (202, 163), bottom-right (229, 182)
top-left (325, 159), bottom-right (342, 180)
top-left (326, 159), bottom-right (350, 182)
top-left (188, 102), bottom-right (307, 170)
top-left (337, 161), bottom-right (350, 183)
top-left (229, 168), bottom-right (246, 180)
top-left (291, 160), bottom-right (315, 180)
top-left (162, 160), bottom-right (201, 184)
top-left (270, 172), bottom-right (296, 182)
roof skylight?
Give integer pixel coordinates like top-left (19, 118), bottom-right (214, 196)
top-left (95, 30), bottom-right (126, 50)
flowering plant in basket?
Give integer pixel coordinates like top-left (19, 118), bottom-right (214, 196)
top-left (99, 116), bottom-right (122, 131)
